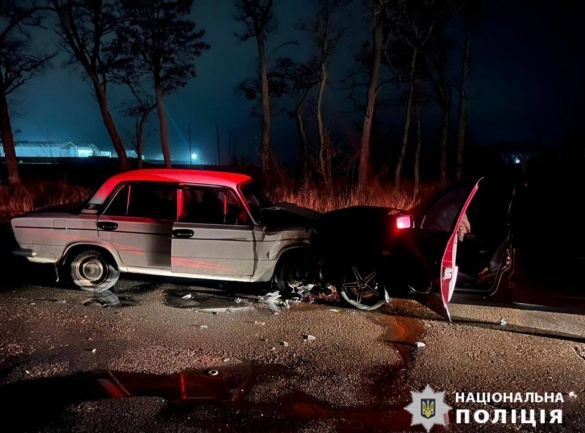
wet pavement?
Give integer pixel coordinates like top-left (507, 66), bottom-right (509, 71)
top-left (2, 224), bottom-right (585, 431)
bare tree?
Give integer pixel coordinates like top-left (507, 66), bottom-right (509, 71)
top-left (423, 32), bottom-right (454, 187)
top-left (455, 0), bottom-right (480, 181)
top-left (388, 0), bottom-right (459, 192)
top-left (235, 0), bottom-right (277, 178)
top-left (107, 31), bottom-right (155, 169)
top-left (312, 0), bottom-right (347, 186)
top-left (51, 0), bottom-right (129, 171)
top-left (0, 1), bottom-right (54, 185)
top-left (114, 0), bottom-right (209, 168)
top-left (127, 103), bottom-right (154, 169)
top-left (358, 0), bottom-right (387, 187)
top-left (271, 57), bottom-right (320, 180)
top-left (389, 1), bottom-right (435, 193)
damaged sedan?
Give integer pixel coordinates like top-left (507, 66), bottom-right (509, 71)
top-left (310, 178), bottom-right (495, 320)
top-left (11, 169), bottom-right (320, 294)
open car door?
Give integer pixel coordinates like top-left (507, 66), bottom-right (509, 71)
top-left (398, 178), bottom-right (482, 321)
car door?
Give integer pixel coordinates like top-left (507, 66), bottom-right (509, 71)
top-left (98, 182), bottom-right (177, 270)
top-left (453, 176), bottom-right (517, 296)
top-left (171, 185), bottom-right (255, 278)
top-left (397, 178), bottom-right (482, 321)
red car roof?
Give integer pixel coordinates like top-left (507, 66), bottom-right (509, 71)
top-left (88, 168), bottom-right (253, 205)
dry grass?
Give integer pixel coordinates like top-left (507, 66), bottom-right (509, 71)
top-left (0, 177), bottom-right (442, 222)
top-left (0, 182), bottom-right (92, 221)
top-left (270, 180), bottom-right (442, 213)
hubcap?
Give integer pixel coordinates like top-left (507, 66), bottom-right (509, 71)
top-left (81, 258), bottom-right (105, 282)
top-left (343, 266), bottom-right (379, 304)
top-left (285, 263), bottom-right (307, 289)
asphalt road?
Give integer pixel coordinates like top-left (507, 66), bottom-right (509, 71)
top-left (1, 255), bottom-right (585, 433)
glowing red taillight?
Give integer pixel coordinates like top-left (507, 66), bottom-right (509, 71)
top-left (395, 215), bottom-right (413, 229)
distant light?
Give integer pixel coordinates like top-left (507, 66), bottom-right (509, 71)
top-left (514, 157), bottom-right (521, 164)
top-left (191, 153), bottom-right (198, 160)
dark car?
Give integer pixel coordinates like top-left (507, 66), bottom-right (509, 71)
top-left (310, 179), bottom-right (483, 320)
top-left (311, 161), bottom-right (585, 319)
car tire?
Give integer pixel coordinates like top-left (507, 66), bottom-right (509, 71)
top-left (337, 263), bottom-right (386, 310)
top-left (70, 249), bottom-right (120, 292)
top-left (273, 250), bottom-right (310, 296)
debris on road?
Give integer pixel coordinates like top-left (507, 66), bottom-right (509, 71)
top-left (182, 294), bottom-right (193, 299)
top-left (304, 335), bottom-right (316, 341)
top-left (281, 341), bottom-right (289, 347)
top-left (499, 317), bottom-right (507, 326)
top-left (415, 342), bottom-right (426, 348)
top-left (328, 309), bottom-right (339, 313)
top-left (262, 291), bottom-right (281, 302)
top-left (207, 370), bottom-right (219, 376)
top-left (254, 321), bottom-right (266, 326)
top-left (199, 325), bottom-right (208, 329)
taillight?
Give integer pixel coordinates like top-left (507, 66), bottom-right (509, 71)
top-left (395, 215), bottom-right (413, 229)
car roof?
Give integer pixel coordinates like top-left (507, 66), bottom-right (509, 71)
top-left (87, 168), bottom-right (253, 206)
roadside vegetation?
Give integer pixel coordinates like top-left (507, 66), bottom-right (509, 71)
top-left (0, 181), bottom-right (91, 222)
top-left (0, 177), bottom-right (434, 223)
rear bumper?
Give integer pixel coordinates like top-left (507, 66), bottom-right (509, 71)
top-left (12, 248), bottom-right (36, 258)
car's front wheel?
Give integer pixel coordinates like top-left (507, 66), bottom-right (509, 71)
top-left (337, 264), bottom-right (386, 310)
top-left (273, 250), bottom-right (311, 296)
top-left (70, 249), bottom-right (120, 292)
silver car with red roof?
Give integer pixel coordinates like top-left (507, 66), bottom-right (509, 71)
top-left (11, 169), bottom-right (320, 294)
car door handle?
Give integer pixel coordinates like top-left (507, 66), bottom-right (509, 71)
top-left (97, 222), bottom-right (118, 231)
top-left (172, 229), bottom-right (194, 238)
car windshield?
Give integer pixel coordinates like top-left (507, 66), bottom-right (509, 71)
top-left (239, 180), bottom-right (274, 222)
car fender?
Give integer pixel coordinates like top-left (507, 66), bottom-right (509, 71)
top-left (60, 241), bottom-right (124, 270)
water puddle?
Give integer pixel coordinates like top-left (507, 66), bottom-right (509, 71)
top-left (0, 361), bottom-right (418, 432)
top-left (369, 310), bottom-right (425, 366)
top-left (82, 290), bottom-right (136, 308)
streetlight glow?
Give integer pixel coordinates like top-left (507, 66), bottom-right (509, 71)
top-left (191, 153), bottom-right (198, 160)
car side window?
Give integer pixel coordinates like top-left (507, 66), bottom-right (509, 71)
top-left (104, 184), bottom-right (130, 216)
top-left (103, 182), bottom-right (177, 220)
top-left (180, 186), bottom-right (250, 225)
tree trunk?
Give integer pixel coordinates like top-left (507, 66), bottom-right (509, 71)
top-left (439, 89), bottom-right (451, 187)
top-left (156, 86), bottom-right (172, 168)
top-left (295, 104), bottom-right (309, 181)
top-left (257, 36), bottom-right (272, 176)
top-left (92, 81), bottom-right (129, 171)
top-left (317, 61), bottom-right (331, 186)
top-left (413, 101), bottom-right (422, 198)
top-left (0, 74), bottom-right (20, 185)
top-left (394, 49), bottom-right (418, 193)
top-left (456, 25), bottom-right (471, 181)
top-left (136, 114), bottom-right (148, 169)
top-left (358, 13), bottom-right (383, 188)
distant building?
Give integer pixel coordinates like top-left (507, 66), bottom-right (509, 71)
top-left (0, 141), bottom-right (112, 158)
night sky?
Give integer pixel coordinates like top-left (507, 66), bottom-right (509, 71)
top-left (11, 0), bottom-right (585, 166)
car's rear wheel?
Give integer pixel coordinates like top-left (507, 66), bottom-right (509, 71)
top-left (70, 249), bottom-right (120, 292)
top-left (338, 264), bottom-right (386, 310)
top-left (273, 250), bottom-right (310, 296)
